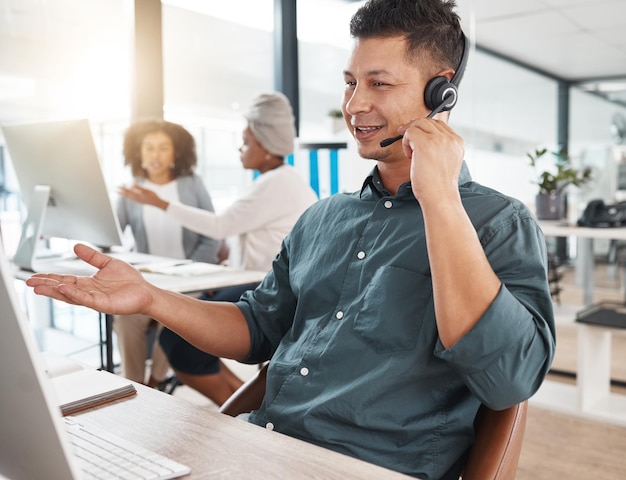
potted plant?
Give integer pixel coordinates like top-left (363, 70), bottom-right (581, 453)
top-left (528, 147), bottom-right (593, 220)
top-left (327, 108), bottom-right (345, 135)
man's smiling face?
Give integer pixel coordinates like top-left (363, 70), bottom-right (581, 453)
top-left (341, 35), bottom-right (430, 163)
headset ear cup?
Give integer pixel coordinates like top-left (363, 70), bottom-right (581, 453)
top-left (424, 76), bottom-right (458, 112)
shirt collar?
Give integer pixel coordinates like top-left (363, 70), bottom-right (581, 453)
top-left (360, 167), bottom-right (388, 198)
top-left (360, 162), bottom-right (473, 199)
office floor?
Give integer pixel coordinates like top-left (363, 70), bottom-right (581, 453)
top-left (519, 400), bottom-right (626, 479)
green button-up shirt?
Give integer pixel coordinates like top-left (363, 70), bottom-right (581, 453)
top-left (237, 164), bottom-right (555, 480)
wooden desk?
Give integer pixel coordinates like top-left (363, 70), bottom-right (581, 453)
top-left (76, 384), bottom-right (413, 479)
top-left (533, 221), bottom-right (626, 426)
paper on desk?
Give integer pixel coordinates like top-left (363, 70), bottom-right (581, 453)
top-left (41, 350), bottom-right (86, 377)
top-left (137, 261), bottom-right (226, 276)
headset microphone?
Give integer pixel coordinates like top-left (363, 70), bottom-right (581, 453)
top-left (379, 98), bottom-right (452, 147)
top-left (380, 32), bottom-right (469, 148)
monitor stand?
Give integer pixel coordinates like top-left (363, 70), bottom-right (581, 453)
top-left (13, 185), bottom-right (51, 271)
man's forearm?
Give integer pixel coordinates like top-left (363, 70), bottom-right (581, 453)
top-left (146, 287), bottom-right (252, 360)
top-left (422, 197), bottom-right (501, 349)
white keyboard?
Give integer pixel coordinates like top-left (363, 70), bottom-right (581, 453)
top-left (64, 416), bottom-right (191, 480)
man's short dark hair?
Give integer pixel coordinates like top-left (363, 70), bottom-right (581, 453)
top-left (350, 0), bottom-right (465, 82)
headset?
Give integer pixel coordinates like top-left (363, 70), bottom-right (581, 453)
top-left (423, 32), bottom-right (469, 112)
top-left (380, 32), bottom-right (470, 147)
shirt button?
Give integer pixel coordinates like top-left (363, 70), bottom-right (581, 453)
top-left (265, 422), bottom-right (274, 431)
top-left (384, 200), bottom-right (393, 209)
top-left (335, 310), bottom-right (344, 320)
top-left (300, 367), bottom-right (309, 376)
top-left (357, 251), bottom-right (366, 260)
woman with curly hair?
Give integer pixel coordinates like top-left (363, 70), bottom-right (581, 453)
top-left (114, 119), bottom-right (225, 389)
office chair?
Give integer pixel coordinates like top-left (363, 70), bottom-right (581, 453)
top-left (462, 400), bottom-right (527, 480)
top-left (547, 251), bottom-right (563, 304)
top-left (219, 364), bottom-right (528, 480)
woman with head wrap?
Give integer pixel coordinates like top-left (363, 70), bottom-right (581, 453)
top-left (118, 92), bottom-right (318, 405)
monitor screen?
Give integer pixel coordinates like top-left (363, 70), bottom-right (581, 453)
top-left (1, 118), bottom-right (123, 268)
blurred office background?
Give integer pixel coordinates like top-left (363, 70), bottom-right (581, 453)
top-left (0, 0), bottom-right (625, 376)
top-left (0, 0), bottom-right (625, 236)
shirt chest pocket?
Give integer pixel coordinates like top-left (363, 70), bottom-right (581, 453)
top-left (352, 266), bottom-right (432, 353)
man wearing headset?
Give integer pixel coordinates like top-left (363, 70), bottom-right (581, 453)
top-left (28, 1), bottom-right (555, 479)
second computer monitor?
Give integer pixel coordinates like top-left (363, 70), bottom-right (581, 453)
top-left (1, 118), bottom-right (124, 269)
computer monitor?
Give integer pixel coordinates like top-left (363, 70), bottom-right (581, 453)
top-left (1, 118), bottom-right (124, 270)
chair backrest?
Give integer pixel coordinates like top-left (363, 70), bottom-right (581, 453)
top-left (219, 364), bottom-right (528, 480)
top-left (219, 363), bottom-right (268, 417)
top-left (461, 400), bottom-right (528, 480)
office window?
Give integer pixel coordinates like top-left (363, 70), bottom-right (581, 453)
top-left (453, 49), bottom-right (559, 207)
top-left (162, 0), bottom-right (274, 209)
top-left (297, 0), bottom-right (361, 141)
top-left (0, 0), bottom-right (130, 124)
top-left (0, 0), bottom-right (131, 253)
top-left (569, 88), bottom-right (626, 216)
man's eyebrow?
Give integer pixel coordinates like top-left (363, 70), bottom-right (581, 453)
top-left (343, 69), bottom-right (393, 77)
